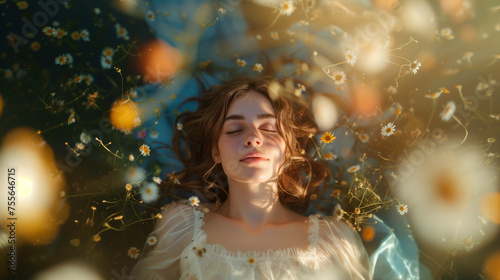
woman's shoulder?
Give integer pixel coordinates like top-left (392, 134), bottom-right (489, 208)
top-left (313, 214), bottom-right (361, 240)
top-left (155, 200), bottom-right (201, 230)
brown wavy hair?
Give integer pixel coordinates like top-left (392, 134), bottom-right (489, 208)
top-left (171, 76), bottom-right (330, 212)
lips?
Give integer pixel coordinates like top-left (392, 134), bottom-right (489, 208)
top-left (240, 152), bottom-right (269, 163)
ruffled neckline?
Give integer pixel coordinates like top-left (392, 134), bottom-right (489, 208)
top-left (192, 208), bottom-right (320, 261)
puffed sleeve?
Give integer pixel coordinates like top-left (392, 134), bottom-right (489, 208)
top-left (130, 202), bottom-right (195, 280)
top-left (316, 216), bottom-right (371, 280)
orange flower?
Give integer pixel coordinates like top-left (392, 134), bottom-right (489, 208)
top-left (320, 131), bottom-right (336, 143)
top-left (139, 144), bottom-right (150, 156)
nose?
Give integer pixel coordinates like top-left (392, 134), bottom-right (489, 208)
top-left (244, 129), bottom-right (262, 147)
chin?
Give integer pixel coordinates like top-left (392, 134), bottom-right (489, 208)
top-left (231, 170), bottom-right (277, 184)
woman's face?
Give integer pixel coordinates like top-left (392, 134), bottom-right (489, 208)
top-left (213, 90), bottom-right (286, 184)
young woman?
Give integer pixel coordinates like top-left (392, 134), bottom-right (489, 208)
top-left (131, 76), bottom-right (371, 279)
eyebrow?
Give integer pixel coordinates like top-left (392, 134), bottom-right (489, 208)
top-left (224, 113), bottom-right (276, 122)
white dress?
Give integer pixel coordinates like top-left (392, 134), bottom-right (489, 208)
top-left (131, 203), bottom-right (371, 280)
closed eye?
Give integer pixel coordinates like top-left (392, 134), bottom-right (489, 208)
top-left (226, 130), bottom-right (242, 135)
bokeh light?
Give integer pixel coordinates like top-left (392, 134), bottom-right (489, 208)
top-left (311, 93), bottom-right (340, 131)
top-left (138, 40), bottom-right (183, 84)
top-left (481, 193), bottom-right (500, 224)
top-left (351, 83), bottom-right (381, 116)
top-left (0, 128), bottom-right (69, 244)
top-left (32, 260), bottom-right (104, 280)
top-left (109, 98), bottom-right (141, 134)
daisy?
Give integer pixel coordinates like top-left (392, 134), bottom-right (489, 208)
top-left (80, 29), bottom-right (90, 42)
top-left (140, 182), bottom-right (159, 203)
top-left (253, 63), bottom-right (263, 72)
top-left (4, 69), bottom-right (12, 79)
top-left (345, 50), bottom-right (357, 66)
top-left (102, 47), bottom-right (114, 57)
top-left (189, 196), bottom-right (200, 207)
top-left (347, 165), bottom-right (360, 173)
top-left (68, 114), bottom-right (76, 125)
top-left (279, 1), bottom-right (295, 16)
top-left (463, 52), bottom-right (474, 63)
top-left (147, 11), bottom-right (155, 21)
top-left (55, 28), bottom-right (67, 39)
top-left (55, 53), bottom-right (74, 66)
top-left (440, 27), bottom-right (453, 37)
top-left (334, 204), bottom-right (345, 221)
top-left (425, 89), bottom-right (442, 99)
top-left (84, 74), bottom-right (94, 84)
top-left (297, 83), bottom-right (306, 92)
top-left (139, 144), bottom-right (151, 156)
top-left (324, 152), bottom-right (336, 160)
top-left (397, 203), bottom-right (408, 215)
top-left (270, 31), bottom-right (279, 40)
top-left (176, 123), bottom-right (183, 130)
top-left (329, 70), bottom-right (346, 85)
top-left (101, 56), bottom-right (112, 69)
top-left (73, 75), bottom-right (84, 83)
top-left (152, 176), bottom-right (162, 184)
top-left (71, 31), bottom-right (80, 40)
top-left (78, 132), bottom-right (90, 145)
top-left (236, 58), bottom-right (246, 67)
top-left (359, 133), bottom-right (369, 143)
top-left (30, 41), bottom-right (41, 51)
top-left (394, 147), bottom-right (498, 251)
top-left (381, 122), bottom-right (396, 137)
top-left (439, 101), bottom-right (456, 121)
top-left (42, 26), bottom-right (56, 36)
top-left (320, 131), bottom-right (336, 143)
top-left (125, 166), bottom-right (146, 185)
top-left (127, 247), bottom-right (140, 259)
top-left (409, 60), bottom-right (421, 74)
top-left (146, 235), bottom-right (158, 246)
top-left (115, 23), bottom-right (129, 40)
top-left (129, 154), bottom-right (135, 161)
top-left (125, 184), bottom-right (133, 191)
top-left (16, 1), bottom-right (28, 10)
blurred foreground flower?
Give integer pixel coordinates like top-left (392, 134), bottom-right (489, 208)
top-left (33, 260), bottom-right (103, 280)
top-left (109, 98), bottom-right (141, 134)
top-left (395, 145), bottom-right (498, 254)
top-left (139, 39), bottom-right (183, 84)
top-left (311, 94), bottom-right (340, 131)
top-left (0, 128), bottom-right (69, 244)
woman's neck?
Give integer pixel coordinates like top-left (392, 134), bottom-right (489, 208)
top-left (216, 178), bottom-right (292, 230)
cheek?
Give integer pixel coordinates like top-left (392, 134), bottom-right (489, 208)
top-left (218, 137), bottom-right (240, 160)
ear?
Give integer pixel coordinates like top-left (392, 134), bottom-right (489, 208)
top-left (212, 147), bottom-right (220, 164)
